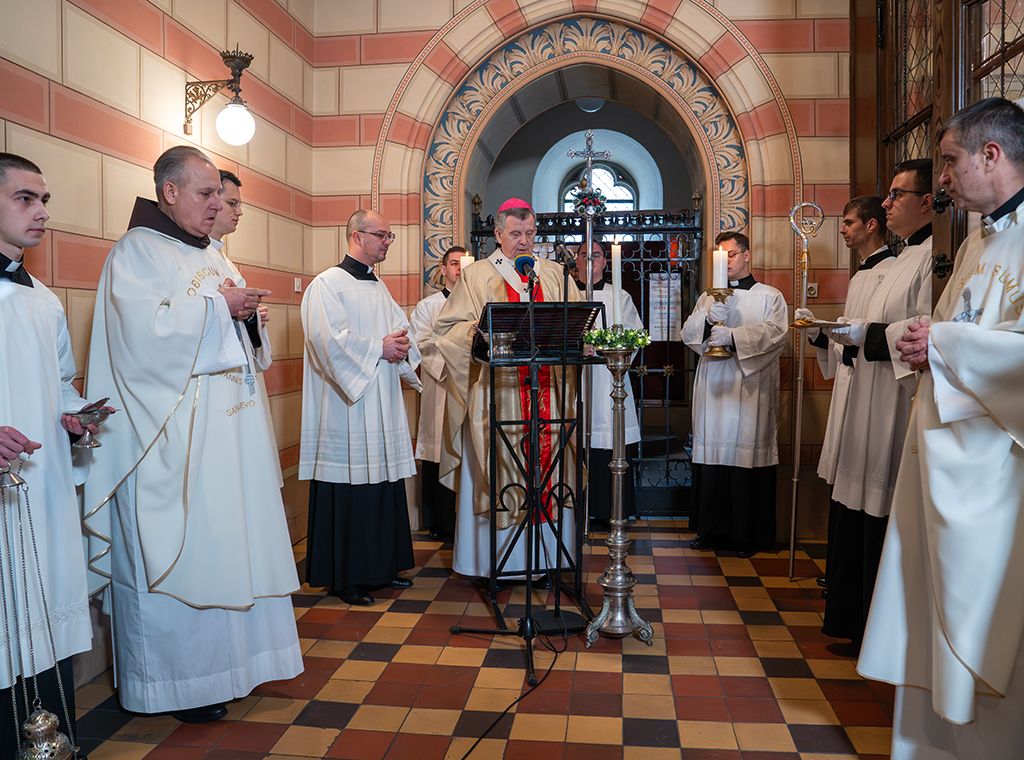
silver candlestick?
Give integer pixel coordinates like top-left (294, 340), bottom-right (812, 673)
top-left (584, 342), bottom-right (653, 647)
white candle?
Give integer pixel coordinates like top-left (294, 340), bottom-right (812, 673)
top-left (459, 253), bottom-right (474, 271)
top-left (610, 242), bottom-right (623, 326)
top-left (712, 247), bottom-right (728, 289)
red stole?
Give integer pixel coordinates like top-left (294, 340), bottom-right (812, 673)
top-left (504, 277), bottom-right (554, 519)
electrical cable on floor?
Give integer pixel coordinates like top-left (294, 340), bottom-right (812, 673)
top-left (458, 617), bottom-right (570, 759)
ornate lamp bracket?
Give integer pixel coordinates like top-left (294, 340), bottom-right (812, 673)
top-left (183, 47), bottom-right (254, 135)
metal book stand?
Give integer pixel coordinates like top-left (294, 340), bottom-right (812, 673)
top-left (451, 299), bottom-right (603, 685)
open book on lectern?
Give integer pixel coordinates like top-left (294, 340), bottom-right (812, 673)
top-left (473, 301), bottom-right (604, 363)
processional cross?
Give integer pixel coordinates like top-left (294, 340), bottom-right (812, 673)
top-left (567, 129), bottom-right (611, 190)
top-left (567, 129), bottom-right (611, 300)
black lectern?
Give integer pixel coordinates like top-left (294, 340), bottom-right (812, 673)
top-left (451, 299), bottom-right (603, 685)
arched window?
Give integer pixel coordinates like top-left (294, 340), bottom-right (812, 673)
top-left (561, 163), bottom-right (637, 213)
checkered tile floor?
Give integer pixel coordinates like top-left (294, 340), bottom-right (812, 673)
top-left (74, 522), bottom-right (892, 759)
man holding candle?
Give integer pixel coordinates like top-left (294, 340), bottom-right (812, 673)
top-left (433, 198), bottom-right (580, 579)
top-left (681, 231), bottom-right (789, 557)
top-left (574, 239), bottom-right (643, 529)
top-left (410, 245), bottom-right (464, 539)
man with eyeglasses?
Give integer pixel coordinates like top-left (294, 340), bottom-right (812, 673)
top-left (682, 231), bottom-right (789, 558)
top-left (794, 195), bottom-right (896, 653)
top-left (805, 160), bottom-right (933, 658)
top-left (859, 97), bottom-right (1024, 759)
top-left (433, 198), bottom-right (581, 581)
top-left (300, 209), bottom-right (420, 607)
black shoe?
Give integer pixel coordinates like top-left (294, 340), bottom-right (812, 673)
top-left (388, 577), bottom-right (413, 589)
top-left (816, 577), bottom-right (828, 588)
top-left (825, 640), bottom-right (861, 658)
top-left (533, 574), bottom-right (553, 590)
top-left (821, 588), bottom-right (829, 599)
top-left (172, 703), bottom-right (227, 723)
top-left (689, 536), bottom-right (711, 550)
top-left (339, 586), bottom-right (375, 606)
top-left (734, 547), bottom-right (755, 559)
top-left (428, 529), bottom-right (443, 540)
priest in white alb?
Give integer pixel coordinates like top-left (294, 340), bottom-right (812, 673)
top-left (83, 145), bottom-right (302, 723)
top-left (300, 209), bottom-right (420, 607)
top-left (574, 239), bottom-right (642, 530)
top-left (819, 160), bottom-right (933, 651)
top-left (410, 245), bottom-right (463, 540)
top-left (0, 152), bottom-right (110, 754)
top-left (433, 198), bottom-right (580, 579)
top-left (793, 195), bottom-right (895, 626)
top-left (682, 231), bottom-right (788, 557)
top-left (859, 96), bottom-right (1024, 759)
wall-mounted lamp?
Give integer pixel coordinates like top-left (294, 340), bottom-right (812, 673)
top-left (184, 47), bottom-right (256, 146)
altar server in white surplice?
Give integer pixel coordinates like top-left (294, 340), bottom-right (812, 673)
top-left (209, 169), bottom-right (279, 473)
top-left (859, 96), bottom-right (1024, 760)
top-left (682, 231), bottom-right (788, 557)
top-left (300, 209), bottom-right (420, 608)
top-left (410, 245), bottom-right (463, 540)
top-left (792, 195), bottom-right (894, 624)
top-left (0, 153), bottom-right (109, 754)
top-left (574, 240), bottom-right (642, 529)
top-left (818, 160), bottom-right (933, 652)
top-left (83, 146), bottom-right (302, 723)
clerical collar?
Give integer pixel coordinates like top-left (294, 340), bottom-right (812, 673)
top-left (983, 185), bottom-right (1024, 225)
top-left (574, 278), bottom-right (606, 291)
top-left (441, 287), bottom-right (450, 298)
top-left (210, 237), bottom-right (224, 250)
top-left (859, 246), bottom-right (894, 271)
top-left (904, 223), bottom-right (932, 247)
top-left (0, 251), bottom-right (32, 288)
top-left (729, 275), bottom-right (756, 290)
top-left (338, 255), bottom-right (377, 281)
top-left (127, 197), bottom-right (210, 249)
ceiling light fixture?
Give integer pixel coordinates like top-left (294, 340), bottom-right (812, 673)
top-left (576, 97), bottom-right (606, 113)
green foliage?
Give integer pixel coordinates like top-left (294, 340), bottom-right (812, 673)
top-left (583, 328), bottom-right (652, 350)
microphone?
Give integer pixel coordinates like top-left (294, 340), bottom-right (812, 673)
top-left (513, 253), bottom-right (536, 277)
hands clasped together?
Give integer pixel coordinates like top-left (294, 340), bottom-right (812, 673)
top-left (219, 278), bottom-right (272, 324)
top-left (382, 329), bottom-right (411, 363)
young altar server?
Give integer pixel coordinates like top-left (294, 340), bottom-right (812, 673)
top-left (682, 231), bottom-right (788, 557)
top-left (819, 160), bottom-right (933, 651)
top-left (0, 152), bottom-right (104, 753)
top-left (574, 239), bottom-right (643, 529)
top-left (410, 245), bottom-right (463, 539)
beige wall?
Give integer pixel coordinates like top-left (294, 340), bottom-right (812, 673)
top-left (0, 0), bottom-right (855, 554)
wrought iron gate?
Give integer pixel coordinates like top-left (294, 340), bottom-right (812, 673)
top-left (469, 204), bottom-right (704, 517)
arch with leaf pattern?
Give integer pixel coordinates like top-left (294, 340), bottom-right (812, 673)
top-left (420, 16), bottom-right (750, 285)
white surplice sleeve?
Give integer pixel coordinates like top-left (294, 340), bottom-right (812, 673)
top-left (411, 297), bottom-right (445, 383)
top-left (732, 291), bottom-right (789, 377)
top-left (681, 293), bottom-right (713, 354)
top-left (301, 276), bottom-right (382, 404)
top-left (56, 314), bottom-right (87, 413)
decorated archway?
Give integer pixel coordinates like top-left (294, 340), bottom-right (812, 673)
top-left (418, 17), bottom-right (751, 283)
